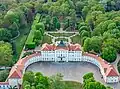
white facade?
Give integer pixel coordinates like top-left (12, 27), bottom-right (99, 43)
top-left (0, 84), bottom-right (10, 89)
top-left (41, 50), bottom-right (82, 62)
top-left (8, 78), bottom-right (21, 88)
top-left (106, 76), bottom-right (119, 83)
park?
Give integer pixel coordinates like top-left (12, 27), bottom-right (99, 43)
top-left (0, 0), bottom-right (120, 89)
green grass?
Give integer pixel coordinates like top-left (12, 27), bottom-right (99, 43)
top-left (42, 34), bottom-right (52, 44)
top-left (70, 34), bottom-right (81, 44)
top-left (55, 38), bottom-right (68, 42)
top-left (13, 25), bottom-right (31, 62)
top-left (63, 81), bottom-right (83, 89)
top-left (48, 33), bottom-right (75, 37)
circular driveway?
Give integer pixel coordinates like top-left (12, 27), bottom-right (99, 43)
top-left (26, 62), bottom-right (120, 89)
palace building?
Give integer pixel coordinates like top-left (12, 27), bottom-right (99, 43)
top-left (0, 41), bottom-right (119, 88)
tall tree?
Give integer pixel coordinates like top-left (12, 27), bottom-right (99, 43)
top-left (0, 41), bottom-right (13, 66)
top-left (101, 46), bottom-right (117, 62)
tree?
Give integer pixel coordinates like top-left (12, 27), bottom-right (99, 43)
top-left (102, 32), bottom-right (113, 41)
top-left (79, 26), bottom-right (89, 33)
top-left (83, 72), bottom-right (94, 80)
top-left (80, 30), bottom-right (90, 38)
top-left (35, 23), bottom-right (45, 35)
top-left (101, 46), bottom-right (117, 62)
top-left (23, 71), bottom-right (49, 89)
top-left (90, 36), bottom-right (102, 53)
top-left (83, 72), bottom-right (112, 89)
top-left (0, 28), bottom-right (12, 41)
top-left (49, 73), bottom-right (65, 89)
top-left (56, 21), bottom-right (61, 30)
top-left (8, 22), bottom-right (19, 38)
top-left (83, 38), bottom-right (91, 52)
top-left (3, 10), bottom-right (20, 27)
top-left (23, 71), bottom-right (35, 84)
top-left (0, 70), bottom-right (9, 82)
top-left (107, 22), bottom-right (117, 30)
top-left (0, 41), bottom-right (13, 66)
top-left (103, 38), bottom-right (120, 52)
top-left (34, 30), bottom-right (42, 40)
top-left (35, 23), bottom-right (45, 31)
top-left (83, 36), bottom-right (102, 53)
top-left (52, 17), bottom-right (58, 30)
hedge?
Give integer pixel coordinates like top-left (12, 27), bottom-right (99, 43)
top-left (25, 14), bottom-right (40, 49)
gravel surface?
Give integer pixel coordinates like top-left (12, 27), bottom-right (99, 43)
top-left (26, 62), bottom-right (120, 89)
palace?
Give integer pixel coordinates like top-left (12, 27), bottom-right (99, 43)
top-left (0, 41), bottom-right (119, 88)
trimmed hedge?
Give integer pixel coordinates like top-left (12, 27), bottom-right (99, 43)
top-left (25, 14), bottom-right (41, 49)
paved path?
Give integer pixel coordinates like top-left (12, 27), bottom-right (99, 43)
top-left (26, 62), bottom-right (120, 89)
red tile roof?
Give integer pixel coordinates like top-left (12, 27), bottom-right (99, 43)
top-left (8, 70), bottom-right (22, 78)
top-left (41, 43), bottom-right (81, 51)
top-left (0, 82), bottom-right (9, 85)
top-left (8, 53), bottom-right (41, 79)
top-left (83, 52), bottom-right (119, 77)
top-left (106, 66), bottom-right (119, 76)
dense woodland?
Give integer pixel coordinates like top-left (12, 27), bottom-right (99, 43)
top-left (0, 0), bottom-right (120, 87)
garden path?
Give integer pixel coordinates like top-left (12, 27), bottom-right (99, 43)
top-left (45, 27), bottom-right (79, 43)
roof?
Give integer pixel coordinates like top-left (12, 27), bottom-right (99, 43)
top-left (83, 52), bottom-right (119, 77)
top-left (0, 82), bottom-right (9, 85)
top-left (8, 66), bottom-right (22, 78)
top-left (106, 66), bottom-right (119, 76)
top-left (41, 43), bottom-right (81, 51)
top-left (8, 53), bottom-right (41, 79)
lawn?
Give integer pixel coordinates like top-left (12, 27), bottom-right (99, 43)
top-left (55, 38), bottom-right (68, 42)
top-left (42, 34), bottom-right (53, 44)
top-left (13, 25), bottom-right (31, 62)
top-left (48, 33), bottom-right (75, 37)
top-left (63, 81), bottom-right (83, 89)
top-left (70, 34), bottom-right (81, 44)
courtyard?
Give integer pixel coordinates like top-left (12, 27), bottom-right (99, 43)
top-left (26, 62), bottom-right (120, 89)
